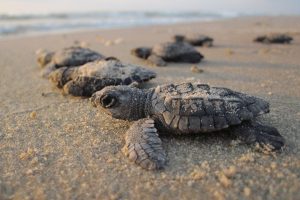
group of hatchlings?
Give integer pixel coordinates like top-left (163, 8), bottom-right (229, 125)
top-left (36, 33), bottom-right (291, 170)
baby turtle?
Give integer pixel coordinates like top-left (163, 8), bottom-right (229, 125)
top-left (36, 46), bottom-right (105, 78)
top-left (254, 33), bottom-right (293, 44)
top-left (49, 59), bottom-right (156, 97)
top-left (131, 39), bottom-right (204, 66)
top-left (174, 34), bottom-right (214, 47)
top-left (91, 82), bottom-right (285, 170)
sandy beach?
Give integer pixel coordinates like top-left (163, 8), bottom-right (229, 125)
top-left (1, 16), bottom-right (300, 199)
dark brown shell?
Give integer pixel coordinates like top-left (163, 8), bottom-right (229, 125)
top-left (151, 82), bottom-right (269, 133)
top-left (51, 46), bottom-right (104, 67)
top-left (49, 59), bottom-right (156, 97)
top-left (254, 34), bottom-right (293, 44)
top-left (152, 42), bottom-right (203, 61)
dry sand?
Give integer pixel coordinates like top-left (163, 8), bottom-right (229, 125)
top-left (1, 16), bottom-right (300, 200)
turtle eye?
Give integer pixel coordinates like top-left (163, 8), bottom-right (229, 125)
top-left (100, 94), bottom-right (117, 108)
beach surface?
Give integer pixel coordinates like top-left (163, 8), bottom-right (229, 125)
top-left (1, 16), bottom-right (300, 200)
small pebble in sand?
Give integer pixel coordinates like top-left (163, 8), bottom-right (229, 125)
top-left (73, 40), bottom-right (80, 45)
top-left (30, 157), bottom-right (39, 165)
top-left (80, 41), bottom-right (89, 48)
top-left (187, 180), bottom-right (194, 187)
top-left (243, 187), bottom-right (251, 197)
top-left (229, 139), bottom-right (241, 147)
top-left (222, 166), bottom-right (237, 177)
top-left (30, 111), bottom-right (37, 119)
top-left (254, 22), bottom-right (264, 26)
top-left (190, 170), bottom-right (206, 180)
top-left (217, 172), bottom-right (232, 188)
top-left (19, 148), bottom-right (36, 160)
top-left (190, 65), bottom-right (204, 73)
top-left (226, 49), bottom-right (234, 55)
top-left (238, 153), bottom-right (255, 162)
top-left (161, 173), bottom-right (167, 179)
top-left (96, 36), bottom-right (105, 42)
top-left (260, 83), bottom-right (266, 87)
top-left (270, 162), bottom-right (277, 169)
top-left (105, 40), bottom-right (113, 46)
top-left (106, 158), bottom-right (114, 163)
top-left (81, 183), bottom-right (88, 188)
top-left (258, 48), bottom-right (271, 55)
top-left (213, 190), bottom-right (225, 200)
top-left (100, 38), bottom-right (123, 46)
top-left (256, 143), bottom-right (277, 157)
top-left (35, 48), bottom-right (45, 56)
top-left (63, 124), bottom-right (74, 132)
top-left (201, 161), bottom-right (210, 170)
top-left (276, 172), bottom-right (284, 178)
top-left (73, 40), bottom-right (90, 47)
top-left (109, 193), bottom-right (121, 200)
top-left (268, 92), bottom-right (273, 95)
top-left (114, 38), bottom-right (123, 44)
top-left (26, 169), bottom-right (33, 175)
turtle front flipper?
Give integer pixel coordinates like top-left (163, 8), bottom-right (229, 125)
top-left (230, 121), bottom-right (285, 150)
top-left (122, 118), bottom-right (166, 170)
top-left (147, 54), bottom-right (167, 66)
top-left (41, 63), bottom-right (57, 78)
top-left (63, 76), bottom-right (122, 97)
top-left (48, 67), bottom-right (74, 88)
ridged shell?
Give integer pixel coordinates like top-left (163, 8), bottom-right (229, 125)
top-left (152, 82), bottom-right (269, 133)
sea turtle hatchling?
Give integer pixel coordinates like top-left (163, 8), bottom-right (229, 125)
top-left (131, 39), bottom-right (204, 66)
top-left (173, 34), bottom-right (214, 47)
top-left (91, 82), bottom-right (285, 170)
top-left (36, 46), bottom-right (106, 78)
top-left (49, 59), bottom-right (156, 97)
top-left (254, 33), bottom-right (293, 44)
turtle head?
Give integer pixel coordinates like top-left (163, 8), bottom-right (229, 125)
top-left (36, 49), bottom-right (54, 68)
top-left (90, 85), bottom-right (146, 121)
top-left (173, 35), bottom-right (185, 42)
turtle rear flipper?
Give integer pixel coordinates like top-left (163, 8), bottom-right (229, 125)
top-left (230, 121), bottom-right (285, 150)
top-left (122, 118), bottom-right (166, 170)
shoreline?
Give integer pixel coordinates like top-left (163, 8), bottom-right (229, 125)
top-left (1, 15), bottom-right (299, 41)
top-left (0, 11), bottom-right (233, 40)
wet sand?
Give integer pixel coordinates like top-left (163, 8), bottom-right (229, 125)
top-left (0, 16), bottom-right (300, 200)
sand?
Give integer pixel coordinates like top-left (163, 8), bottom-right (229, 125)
top-left (1, 16), bottom-right (300, 200)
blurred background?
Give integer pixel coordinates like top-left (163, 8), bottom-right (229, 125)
top-left (1, 0), bottom-right (299, 37)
